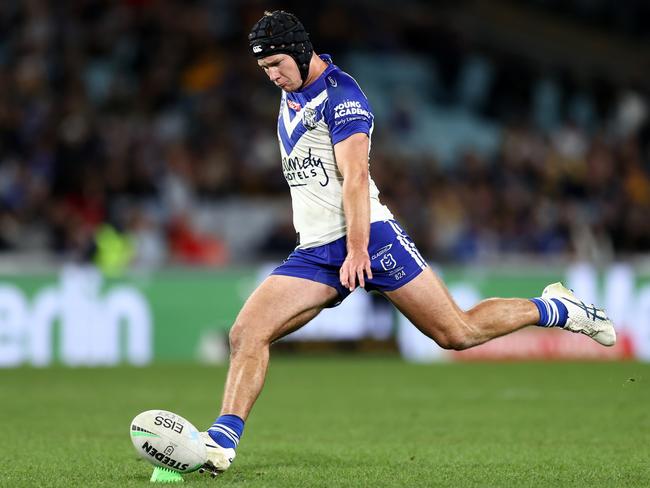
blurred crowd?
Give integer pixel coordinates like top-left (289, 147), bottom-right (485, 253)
top-left (375, 120), bottom-right (649, 263)
top-left (0, 0), bottom-right (648, 268)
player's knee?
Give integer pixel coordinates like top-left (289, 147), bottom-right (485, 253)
top-left (420, 315), bottom-right (474, 351)
top-left (228, 324), bottom-right (244, 353)
top-left (435, 326), bottom-right (473, 351)
top-left (437, 334), bottom-right (470, 351)
top-left (228, 320), bottom-right (269, 354)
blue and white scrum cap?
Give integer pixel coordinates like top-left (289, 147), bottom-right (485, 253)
top-left (248, 10), bottom-right (313, 85)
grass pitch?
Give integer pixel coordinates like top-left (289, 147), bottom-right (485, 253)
top-left (1, 358), bottom-right (649, 487)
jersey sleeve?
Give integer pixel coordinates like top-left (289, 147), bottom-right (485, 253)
top-left (323, 71), bottom-right (374, 145)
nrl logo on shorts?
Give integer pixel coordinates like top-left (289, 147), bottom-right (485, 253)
top-left (302, 108), bottom-right (318, 130)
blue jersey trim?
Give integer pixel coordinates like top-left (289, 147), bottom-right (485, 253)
top-left (323, 69), bottom-right (373, 146)
top-left (278, 112), bottom-right (310, 155)
top-left (277, 55), bottom-right (373, 155)
top-left (330, 120), bottom-right (371, 146)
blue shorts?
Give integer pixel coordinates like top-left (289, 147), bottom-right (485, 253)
top-left (271, 220), bottom-right (427, 303)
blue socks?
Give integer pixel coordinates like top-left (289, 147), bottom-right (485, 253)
top-left (208, 414), bottom-right (245, 449)
top-left (530, 298), bottom-right (568, 327)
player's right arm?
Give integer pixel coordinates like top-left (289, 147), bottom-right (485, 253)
top-left (335, 133), bottom-right (373, 291)
top-left (323, 72), bottom-right (376, 291)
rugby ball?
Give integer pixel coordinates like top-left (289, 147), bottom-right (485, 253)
top-left (130, 410), bottom-right (207, 473)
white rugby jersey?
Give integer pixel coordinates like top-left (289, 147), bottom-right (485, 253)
top-left (277, 54), bottom-right (393, 249)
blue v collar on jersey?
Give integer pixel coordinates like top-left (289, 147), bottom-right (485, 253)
top-left (291, 54), bottom-right (337, 98)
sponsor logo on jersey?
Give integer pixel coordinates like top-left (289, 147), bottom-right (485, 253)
top-left (287, 99), bottom-right (302, 111)
top-left (333, 100), bottom-right (370, 119)
top-left (302, 107), bottom-right (318, 130)
top-left (252, 45), bottom-right (262, 54)
top-left (327, 76), bottom-right (337, 87)
top-left (141, 441), bottom-right (190, 471)
top-left (282, 147), bottom-right (329, 187)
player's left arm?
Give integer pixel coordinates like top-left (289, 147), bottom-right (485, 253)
top-left (335, 133), bottom-right (373, 291)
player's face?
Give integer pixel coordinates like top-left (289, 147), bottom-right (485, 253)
top-left (257, 54), bottom-right (302, 92)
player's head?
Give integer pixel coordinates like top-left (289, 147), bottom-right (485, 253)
top-left (248, 10), bottom-right (313, 91)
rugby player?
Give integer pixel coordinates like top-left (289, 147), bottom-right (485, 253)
top-left (198, 10), bottom-right (616, 476)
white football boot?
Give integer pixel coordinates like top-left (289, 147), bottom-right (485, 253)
top-left (542, 282), bottom-right (616, 346)
top-left (198, 432), bottom-right (236, 478)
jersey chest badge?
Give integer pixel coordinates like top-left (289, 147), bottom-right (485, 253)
top-left (287, 99), bottom-right (301, 111)
top-left (302, 108), bottom-right (318, 130)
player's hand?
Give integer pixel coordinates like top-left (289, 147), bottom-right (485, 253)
top-left (340, 249), bottom-right (373, 291)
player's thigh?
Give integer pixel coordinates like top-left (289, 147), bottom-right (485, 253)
top-left (231, 274), bottom-right (339, 344)
top-left (384, 267), bottom-right (465, 339)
